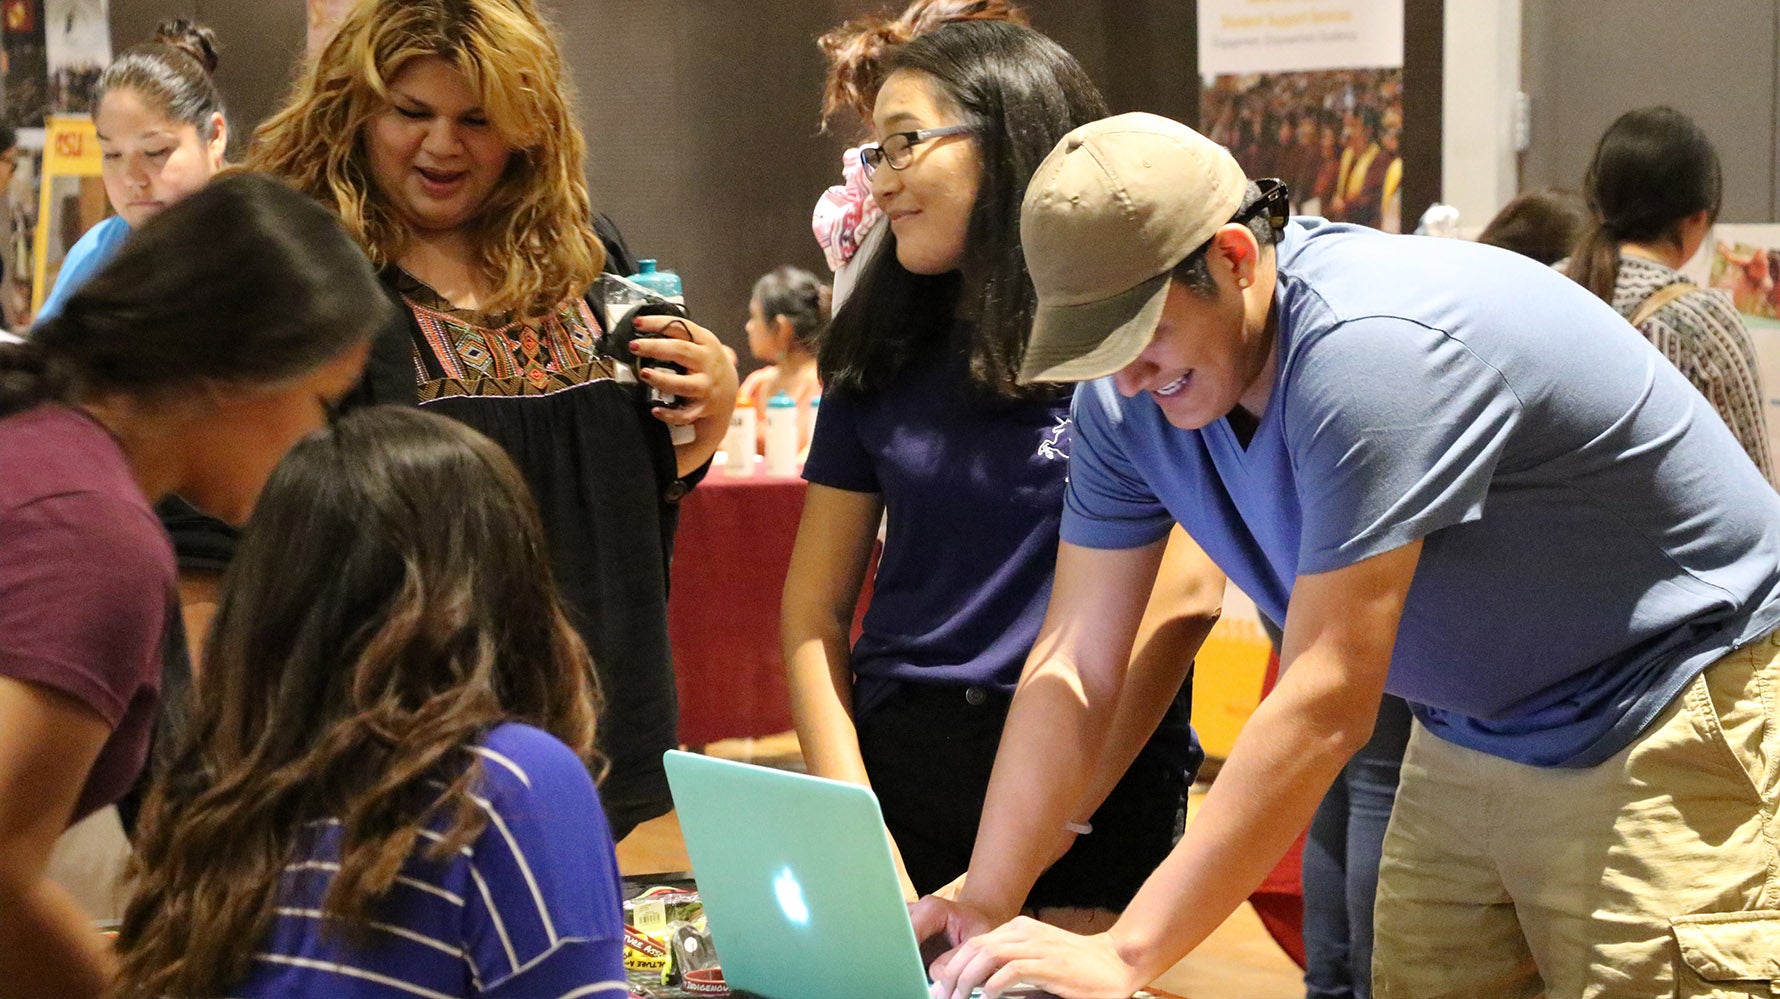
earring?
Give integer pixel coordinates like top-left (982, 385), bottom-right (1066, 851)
top-left (1237, 277), bottom-right (1251, 289)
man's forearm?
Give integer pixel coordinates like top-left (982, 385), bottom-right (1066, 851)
top-left (958, 650), bottom-right (1126, 921)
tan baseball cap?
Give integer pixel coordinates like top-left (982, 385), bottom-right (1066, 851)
top-left (1017, 112), bottom-right (1248, 384)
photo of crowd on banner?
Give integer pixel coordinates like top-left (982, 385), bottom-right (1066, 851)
top-left (1202, 67), bottom-right (1403, 232)
top-left (1712, 240), bottom-right (1780, 320)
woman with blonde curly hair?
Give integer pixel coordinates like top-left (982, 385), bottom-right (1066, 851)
top-left (250, 0), bottom-right (737, 840)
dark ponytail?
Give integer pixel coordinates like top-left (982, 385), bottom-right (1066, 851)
top-left (0, 338), bottom-right (75, 418)
top-left (1571, 106), bottom-right (1722, 303)
top-left (0, 173), bottom-right (392, 419)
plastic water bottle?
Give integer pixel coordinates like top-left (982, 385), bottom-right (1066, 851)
top-left (765, 392), bottom-right (798, 476)
top-left (624, 260), bottom-right (692, 444)
top-left (724, 394), bottom-right (757, 476)
top-left (629, 259), bottom-right (685, 305)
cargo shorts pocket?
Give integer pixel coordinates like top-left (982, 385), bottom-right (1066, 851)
top-left (1673, 911), bottom-right (1780, 996)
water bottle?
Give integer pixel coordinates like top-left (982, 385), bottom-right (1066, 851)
top-left (630, 259), bottom-right (685, 305)
top-left (765, 391), bottom-right (799, 476)
top-left (621, 260), bottom-right (692, 444)
top-left (724, 394), bottom-right (757, 476)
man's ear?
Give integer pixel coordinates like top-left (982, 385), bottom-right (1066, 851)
top-left (1210, 223), bottom-right (1262, 289)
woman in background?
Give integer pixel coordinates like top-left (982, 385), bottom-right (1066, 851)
top-left (251, 0), bottom-right (736, 841)
top-left (37, 19), bottom-right (237, 669)
top-left (111, 408), bottom-right (625, 999)
top-left (740, 264), bottom-right (826, 454)
top-left (39, 19), bottom-right (226, 319)
top-left (1568, 105), bottom-right (1772, 482)
top-left (0, 174), bottom-right (386, 999)
top-left (783, 19), bottom-right (1221, 924)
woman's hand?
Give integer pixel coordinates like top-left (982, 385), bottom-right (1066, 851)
top-left (629, 314), bottom-right (738, 476)
top-left (928, 917), bottom-right (1146, 999)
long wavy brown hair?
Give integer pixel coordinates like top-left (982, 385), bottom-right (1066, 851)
top-left (108, 408), bottom-right (600, 998)
top-left (818, 0), bottom-right (1028, 130)
top-left (247, 0), bottom-right (603, 318)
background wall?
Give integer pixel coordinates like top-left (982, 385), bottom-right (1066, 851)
top-left (1520, 0), bottom-right (1779, 223)
top-left (104, 0), bottom-right (1780, 363)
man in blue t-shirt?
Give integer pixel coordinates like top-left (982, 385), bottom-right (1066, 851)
top-left (920, 113), bottom-right (1780, 999)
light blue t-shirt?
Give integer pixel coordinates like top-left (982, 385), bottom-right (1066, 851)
top-left (37, 215), bottom-right (130, 321)
top-left (1063, 218), bottom-right (1780, 767)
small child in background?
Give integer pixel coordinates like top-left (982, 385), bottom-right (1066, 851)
top-left (740, 265), bottom-right (827, 453)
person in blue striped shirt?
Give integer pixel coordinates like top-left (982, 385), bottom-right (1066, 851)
top-left (108, 407), bottom-right (627, 999)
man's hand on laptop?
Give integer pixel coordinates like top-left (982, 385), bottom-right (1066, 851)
top-left (924, 915), bottom-right (1144, 999)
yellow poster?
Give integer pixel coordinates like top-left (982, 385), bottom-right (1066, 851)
top-left (32, 113), bottom-right (107, 314)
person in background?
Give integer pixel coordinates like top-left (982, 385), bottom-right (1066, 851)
top-left (783, 20), bottom-right (1222, 925)
top-left (38, 19), bottom-right (226, 320)
top-left (34, 19), bottom-right (236, 671)
top-left (1567, 105), bottom-right (1773, 483)
top-left (250, 0), bottom-right (736, 842)
top-left (740, 265), bottom-right (826, 454)
top-left (110, 408), bottom-right (625, 999)
top-left (813, 0), bottom-right (1029, 306)
top-left (1477, 187), bottom-right (1588, 266)
top-left (1334, 107), bottom-right (1387, 229)
top-left (0, 174), bottom-right (386, 999)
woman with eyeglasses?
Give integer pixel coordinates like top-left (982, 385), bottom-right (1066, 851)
top-left (250, 0), bottom-right (737, 843)
top-left (781, 19), bottom-right (1223, 926)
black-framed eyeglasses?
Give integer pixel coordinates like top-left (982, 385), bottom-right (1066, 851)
top-left (1234, 178), bottom-right (1290, 235)
top-left (858, 124), bottom-right (975, 176)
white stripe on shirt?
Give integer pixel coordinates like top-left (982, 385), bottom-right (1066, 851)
top-left (274, 908), bottom-right (463, 959)
top-left (253, 953), bottom-right (457, 999)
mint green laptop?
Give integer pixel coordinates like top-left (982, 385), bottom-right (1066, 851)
top-left (664, 750), bottom-right (1053, 999)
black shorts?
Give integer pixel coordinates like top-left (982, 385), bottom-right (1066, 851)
top-left (856, 681), bottom-right (1193, 912)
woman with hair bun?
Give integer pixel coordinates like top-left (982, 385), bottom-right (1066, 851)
top-left (1568, 106), bottom-right (1772, 482)
top-left (0, 173), bottom-right (388, 999)
top-left (39, 18), bottom-right (226, 319)
top-left (813, 0), bottom-right (1029, 305)
top-left (740, 264), bottom-right (826, 452)
top-left (37, 19), bottom-right (240, 673)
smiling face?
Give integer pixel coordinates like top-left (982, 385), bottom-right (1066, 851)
top-left (1111, 228), bottom-right (1279, 430)
top-left (96, 88), bottom-right (226, 228)
top-left (868, 69), bottom-right (981, 276)
top-left (363, 55), bottom-right (513, 236)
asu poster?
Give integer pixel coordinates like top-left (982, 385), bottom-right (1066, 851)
top-left (1198, 0), bottom-right (1405, 231)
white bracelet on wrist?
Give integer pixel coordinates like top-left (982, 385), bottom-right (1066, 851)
top-left (1063, 819), bottom-right (1093, 836)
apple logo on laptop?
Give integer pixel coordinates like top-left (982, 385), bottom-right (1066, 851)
top-left (772, 866), bottom-right (811, 928)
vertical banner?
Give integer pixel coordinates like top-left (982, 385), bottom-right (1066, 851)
top-left (1198, 0), bottom-right (1406, 231)
top-left (32, 112), bottom-right (101, 313)
top-left (1705, 225), bottom-right (1780, 474)
top-left (45, 0), bottom-right (108, 115)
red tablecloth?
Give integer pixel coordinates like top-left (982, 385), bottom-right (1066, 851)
top-left (668, 471), bottom-right (872, 748)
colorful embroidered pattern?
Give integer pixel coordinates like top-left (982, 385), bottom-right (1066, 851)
top-left (397, 272), bottom-right (625, 401)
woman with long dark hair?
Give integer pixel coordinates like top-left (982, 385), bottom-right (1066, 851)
top-left (782, 19), bottom-right (1222, 922)
top-left (110, 408), bottom-right (623, 998)
top-left (1569, 105), bottom-right (1772, 481)
top-left (0, 173), bottom-right (386, 998)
